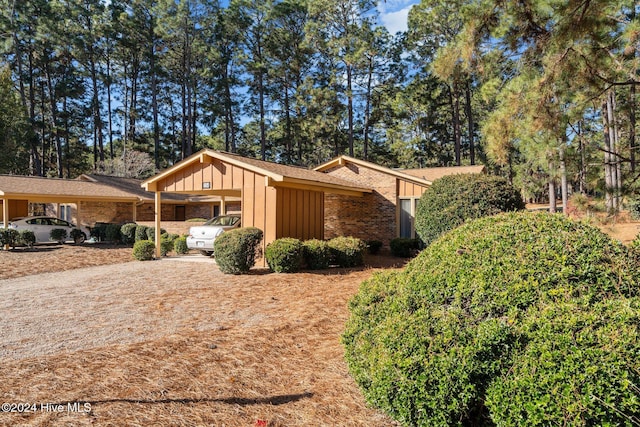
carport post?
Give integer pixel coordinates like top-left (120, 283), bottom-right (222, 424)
top-left (2, 197), bottom-right (8, 250)
top-left (155, 191), bottom-right (162, 258)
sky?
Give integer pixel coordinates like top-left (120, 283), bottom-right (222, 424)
top-left (377, 0), bottom-right (420, 35)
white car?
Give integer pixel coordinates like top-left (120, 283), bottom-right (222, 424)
top-left (186, 215), bottom-right (241, 256)
top-left (8, 216), bottom-right (90, 244)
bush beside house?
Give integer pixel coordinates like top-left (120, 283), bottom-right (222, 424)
top-left (214, 227), bottom-right (263, 274)
top-left (343, 212), bottom-right (640, 426)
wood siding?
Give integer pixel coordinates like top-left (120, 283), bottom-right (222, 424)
top-left (156, 157), bottom-right (244, 193)
top-left (276, 188), bottom-right (324, 241)
top-left (397, 179), bottom-right (428, 198)
top-left (0, 199), bottom-right (29, 221)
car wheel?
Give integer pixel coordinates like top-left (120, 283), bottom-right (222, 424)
top-left (199, 250), bottom-right (213, 256)
top-left (74, 233), bottom-right (86, 244)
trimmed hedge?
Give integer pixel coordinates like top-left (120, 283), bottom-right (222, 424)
top-left (135, 225), bottom-right (149, 242)
top-left (343, 212), bottom-right (640, 426)
top-left (265, 238), bottom-right (304, 273)
top-left (19, 229), bottom-right (36, 248)
top-left (174, 236), bottom-right (189, 254)
top-left (70, 228), bottom-right (85, 244)
top-left (0, 228), bottom-right (19, 248)
top-left (389, 237), bottom-right (421, 257)
top-left (132, 240), bottom-right (156, 261)
top-left (50, 228), bottom-right (68, 243)
top-left (415, 173), bottom-right (524, 246)
top-left (328, 236), bottom-right (366, 267)
top-left (214, 227), bottom-right (263, 274)
top-left (303, 239), bottom-right (331, 270)
top-left (120, 223), bottom-right (137, 245)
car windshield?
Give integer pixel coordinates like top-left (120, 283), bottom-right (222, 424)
top-left (204, 216), bottom-right (239, 226)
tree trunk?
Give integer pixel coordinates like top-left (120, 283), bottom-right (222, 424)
top-left (449, 83), bottom-right (462, 166)
top-left (363, 55), bottom-right (373, 161)
top-left (346, 63), bottom-right (354, 157)
top-left (45, 62), bottom-right (63, 178)
top-left (548, 176), bottom-right (557, 213)
top-left (150, 19), bottom-right (160, 169)
top-left (465, 81), bottom-right (475, 165)
top-left (630, 84), bottom-right (636, 173)
top-left (559, 144), bottom-right (568, 215)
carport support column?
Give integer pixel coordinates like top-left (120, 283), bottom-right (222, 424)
top-left (2, 198), bottom-right (8, 250)
top-left (155, 191), bottom-right (162, 258)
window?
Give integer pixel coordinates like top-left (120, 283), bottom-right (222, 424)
top-left (398, 197), bottom-right (420, 238)
top-left (60, 205), bottom-right (72, 222)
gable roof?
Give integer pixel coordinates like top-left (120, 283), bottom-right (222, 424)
top-left (0, 174), bottom-right (138, 202)
top-left (314, 155), bottom-right (434, 186)
top-left (79, 174), bottom-right (190, 202)
top-left (403, 165), bottom-right (486, 182)
top-left (142, 149), bottom-right (372, 195)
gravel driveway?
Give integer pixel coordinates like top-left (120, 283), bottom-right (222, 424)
top-left (0, 257), bottom-right (268, 360)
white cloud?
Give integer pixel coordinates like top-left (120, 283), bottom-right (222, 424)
top-left (379, 6), bottom-right (412, 35)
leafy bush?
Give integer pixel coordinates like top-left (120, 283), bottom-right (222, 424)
top-left (120, 223), bottom-right (138, 245)
top-left (135, 225), bottom-right (149, 242)
top-left (0, 228), bottom-right (19, 248)
top-left (328, 236), bottom-right (366, 267)
top-left (389, 237), bottom-right (421, 257)
top-left (303, 239), bottom-right (331, 270)
top-left (366, 240), bottom-right (383, 255)
top-left (186, 218), bottom-right (207, 222)
top-left (214, 227), bottom-right (263, 274)
top-left (628, 197), bottom-right (640, 220)
top-left (415, 173), bottom-right (525, 246)
top-left (104, 224), bottom-right (121, 242)
top-left (19, 229), bottom-right (36, 248)
top-left (49, 228), bottom-right (68, 243)
top-left (174, 236), bottom-right (189, 254)
top-left (343, 212), bottom-right (640, 426)
top-left (146, 226), bottom-right (167, 242)
top-left (70, 228), bottom-right (85, 244)
top-left (265, 238), bottom-right (303, 273)
top-left (132, 240), bottom-right (156, 261)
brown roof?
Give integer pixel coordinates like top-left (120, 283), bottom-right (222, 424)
top-left (314, 155), bottom-right (433, 186)
top-left (0, 174), bottom-right (138, 201)
top-left (143, 150), bottom-right (372, 194)
top-left (402, 165), bottom-right (486, 182)
top-left (80, 174), bottom-right (190, 202)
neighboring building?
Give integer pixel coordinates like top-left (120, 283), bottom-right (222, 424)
top-left (315, 156), bottom-right (485, 244)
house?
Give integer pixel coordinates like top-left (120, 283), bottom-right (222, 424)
top-left (315, 156), bottom-right (485, 243)
top-left (142, 150), bottom-right (485, 259)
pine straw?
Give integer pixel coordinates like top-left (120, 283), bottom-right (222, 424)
top-left (0, 253), bottom-right (404, 426)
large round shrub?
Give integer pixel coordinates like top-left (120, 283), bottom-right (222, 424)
top-left (132, 240), bottom-right (155, 261)
top-left (120, 223), bottom-right (137, 245)
top-left (343, 212), bottom-right (640, 426)
top-left (415, 173), bottom-right (524, 246)
top-left (303, 239), bottom-right (331, 270)
top-left (265, 238), bottom-right (303, 273)
top-left (214, 227), bottom-right (263, 274)
top-left (328, 236), bottom-right (366, 267)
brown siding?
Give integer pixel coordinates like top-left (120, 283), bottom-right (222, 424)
top-left (157, 158), bottom-right (246, 193)
top-left (80, 201), bottom-right (135, 224)
top-left (0, 200), bottom-right (29, 221)
top-left (276, 188), bottom-right (324, 241)
top-left (398, 179), bottom-right (428, 198)
top-left (323, 164), bottom-right (397, 247)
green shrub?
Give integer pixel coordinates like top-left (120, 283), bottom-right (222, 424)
top-left (415, 173), bottom-right (525, 246)
top-left (49, 228), bottom-right (68, 243)
top-left (174, 236), bottom-right (189, 254)
top-left (303, 239), bottom-right (331, 270)
top-left (146, 226), bottom-right (167, 242)
top-left (70, 228), bottom-right (86, 244)
top-left (132, 240), bottom-right (156, 261)
top-left (265, 238), bottom-right (303, 273)
top-left (343, 212), bottom-right (640, 426)
top-left (135, 225), bottom-right (149, 242)
top-left (328, 236), bottom-right (366, 267)
top-left (159, 233), bottom-right (179, 256)
top-left (19, 229), bottom-right (36, 248)
top-left (366, 240), bottom-right (383, 255)
top-left (628, 197), bottom-right (640, 220)
top-left (389, 237), bottom-right (421, 257)
top-left (120, 223), bottom-right (138, 245)
top-left (186, 217), bottom-right (207, 222)
top-left (0, 228), bottom-right (19, 248)
top-left (104, 224), bottom-right (121, 242)
top-left (214, 227), bottom-right (263, 274)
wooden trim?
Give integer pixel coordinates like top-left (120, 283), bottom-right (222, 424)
top-left (155, 192), bottom-right (162, 258)
top-left (2, 198), bottom-right (7, 250)
top-left (270, 178), bottom-right (369, 197)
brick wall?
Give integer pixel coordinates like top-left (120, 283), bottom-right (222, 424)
top-left (79, 201), bottom-right (135, 225)
top-left (323, 164), bottom-right (398, 247)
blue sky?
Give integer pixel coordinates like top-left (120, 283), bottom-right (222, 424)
top-left (377, 0), bottom-right (420, 35)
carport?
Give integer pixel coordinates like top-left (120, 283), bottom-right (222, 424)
top-left (141, 149), bottom-right (372, 262)
top-left (0, 175), bottom-right (139, 230)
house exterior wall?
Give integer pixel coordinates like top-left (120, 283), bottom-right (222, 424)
top-left (80, 201), bottom-right (135, 225)
top-left (276, 187), bottom-right (324, 241)
top-left (0, 200), bottom-right (28, 222)
top-left (323, 164), bottom-right (397, 246)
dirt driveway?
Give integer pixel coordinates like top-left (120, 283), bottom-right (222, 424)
top-left (0, 247), bottom-right (401, 426)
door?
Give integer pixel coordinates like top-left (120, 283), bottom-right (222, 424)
top-left (175, 205), bottom-right (186, 221)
